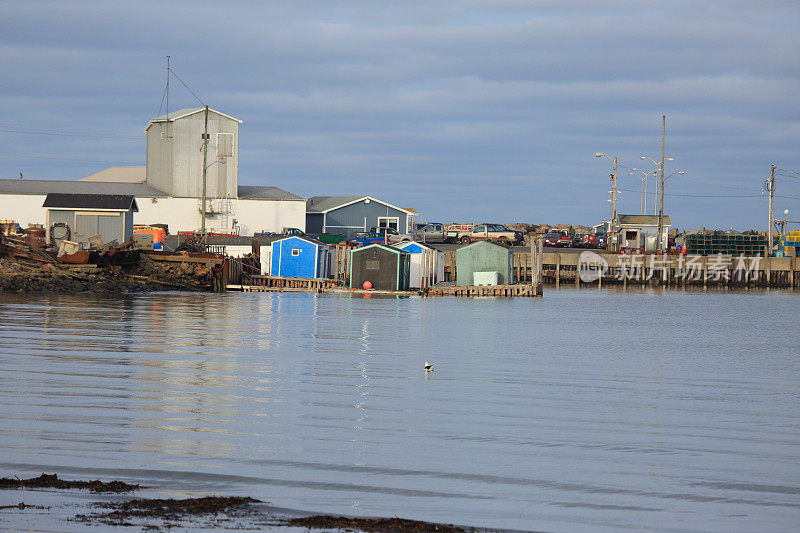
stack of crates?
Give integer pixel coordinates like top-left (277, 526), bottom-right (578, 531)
top-left (778, 231), bottom-right (800, 257)
top-left (684, 233), bottom-right (768, 256)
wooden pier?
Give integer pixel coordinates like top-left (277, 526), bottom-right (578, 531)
top-left (427, 284), bottom-right (539, 297)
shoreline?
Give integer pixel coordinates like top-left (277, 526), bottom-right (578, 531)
top-left (0, 474), bottom-right (493, 533)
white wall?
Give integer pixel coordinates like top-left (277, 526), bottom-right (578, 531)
top-left (235, 199), bottom-right (306, 235)
top-left (0, 194), bottom-right (48, 228)
top-left (0, 194), bottom-right (306, 238)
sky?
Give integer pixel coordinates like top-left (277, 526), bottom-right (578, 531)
top-left (1, 1), bottom-right (799, 230)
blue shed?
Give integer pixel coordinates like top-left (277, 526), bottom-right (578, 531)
top-left (306, 196), bottom-right (415, 240)
top-left (271, 236), bottom-right (331, 279)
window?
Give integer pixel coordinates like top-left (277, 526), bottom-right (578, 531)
top-left (366, 260), bottom-right (380, 270)
top-left (291, 249), bottom-right (300, 256)
top-left (377, 217), bottom-right (399, 231)
top-left (473, 225), bottom-right (486, 233)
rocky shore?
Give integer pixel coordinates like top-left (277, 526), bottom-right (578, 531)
top-left (0, 254), bottom-right (215, 293)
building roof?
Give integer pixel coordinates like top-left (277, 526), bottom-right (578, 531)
top-left (43, 193), bottom-right (138, 211)
top-left (306, 196), bottom-right (413, 214)
top-left (617, 214), bottom-right (671, 226)
top-left (81, 166), bottom-right (146, 183)
top-left (146, 107), bottom-right (242, 127)
top-left (0, 179), bottom-right (168, 197)
top-left (237, 185), bottom-right (303, 201)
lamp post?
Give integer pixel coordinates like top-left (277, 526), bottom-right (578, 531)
top-left (595, 152), bottom-right (618, 242)
top-left (629, 168), bottom-right (660, 215)
top-left (783, 209), bottom-right (790, 235)
top-left (656, 169), bottom-right (685, 249)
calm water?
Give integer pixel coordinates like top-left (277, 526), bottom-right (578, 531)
top-left (0, 289), bottom-right (799, 532)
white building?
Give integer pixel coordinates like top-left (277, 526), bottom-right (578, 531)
top-left (0, 107), bottom-right (306, 236)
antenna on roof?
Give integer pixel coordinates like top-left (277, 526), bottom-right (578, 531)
top-left (166, 56), bottom-right (170, 138)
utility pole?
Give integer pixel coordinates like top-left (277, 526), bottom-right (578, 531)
top-left (201, 105), bottom-right (209, 234)
top-left (657, 114), bottom-right (666, 251)
top-left (768, 164), bottom-right (775, 256)
top-left (611, 156), bottom-right (618, 224)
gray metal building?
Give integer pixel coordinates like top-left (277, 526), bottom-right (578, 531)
top-left (145, 107), bottom-right (241, 199)
top-left (306, 196), bottom-right (413, 239)
top-left (43, 193), bottom-right (138, 246)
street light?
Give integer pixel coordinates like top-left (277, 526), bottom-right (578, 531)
top-left (629, 167), bottom-right (660, 215)
top-left (640, 156), bottom-right (674, 215)
top-left (595, 153), bottom-right (618, 239)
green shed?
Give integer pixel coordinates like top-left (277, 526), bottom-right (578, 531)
top-left (456, 240), bottom-right (513, 286)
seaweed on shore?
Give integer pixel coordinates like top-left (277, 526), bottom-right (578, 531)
top-left (285, 515), bottom-right (471, 532)
top-left (72, 496), bottom-right (263, 529)
top-left (0, 473), bottom-right (139, 493)
top-left (70, 494), bottom-right (472, 532)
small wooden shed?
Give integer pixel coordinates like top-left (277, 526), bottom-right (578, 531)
top-left (271, 235), bottom-right (331, 279)
top-left (394, 241), bottom-right (445, 289)
top-left (43, 193), bottom-right (137, 247)
top-left (350, 244), bottom-right (410, 291)
top-left (456, 240), bottom-right (513, 286)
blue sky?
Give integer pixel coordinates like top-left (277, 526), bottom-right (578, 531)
top-left (1, 1), bottom-right (798, 230)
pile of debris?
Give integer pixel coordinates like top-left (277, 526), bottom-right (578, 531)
top-left (0, 235), bottom-right (218, 293)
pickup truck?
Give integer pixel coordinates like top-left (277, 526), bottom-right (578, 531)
top-left (411, 223), bottom-right (451, 244)
top-left (455, 224), bottom-right (524, 245)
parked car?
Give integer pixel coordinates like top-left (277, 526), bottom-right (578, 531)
top-left (458, 223), bottom-right (524, 245)
top-left (369, 227), bottom-right (411, 243)
top-left (348, 232), bottom-right (388, 246)
top-left (543, 232), bottom-right (562, 247)
top-left (573, 233), bottom-right (597, 248)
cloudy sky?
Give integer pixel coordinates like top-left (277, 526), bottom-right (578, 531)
top-left (1, 1), bottom-right (798, 229)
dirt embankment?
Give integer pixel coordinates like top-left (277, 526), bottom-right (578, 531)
top-left (0, 254), bottom-right (214, 293)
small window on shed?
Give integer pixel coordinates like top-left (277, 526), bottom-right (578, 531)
top-left (217, 133), bottom-right (235, 157)
top-left (366, 260), bottom-right (380, 270)
top-left (291, 249), bottom-right (300, 256)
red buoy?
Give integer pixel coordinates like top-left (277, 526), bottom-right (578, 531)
top-left (362, 281), bottom-right (372, 290)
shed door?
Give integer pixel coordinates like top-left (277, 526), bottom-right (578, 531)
top-left (74, 215), bottom-right (98, 243)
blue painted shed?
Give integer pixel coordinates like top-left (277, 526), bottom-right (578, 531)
top-left (271, 236), bottom-right (331, 279)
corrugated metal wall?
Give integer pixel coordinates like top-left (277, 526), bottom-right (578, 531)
top-left (323, 201), bottom-right (408, 239)
top-left (145, 110), bottom-right (239, 199)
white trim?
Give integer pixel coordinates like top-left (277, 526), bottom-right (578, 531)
top-left (311, 196), bottom-right (414, 215)
top-left (145, 107), bottom-right (243, 131)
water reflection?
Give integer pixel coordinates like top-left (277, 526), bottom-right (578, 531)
top-left (0, 291), bottom-right (798, 532)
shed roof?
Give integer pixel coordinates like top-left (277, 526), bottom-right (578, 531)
top-left (81, 166), bottom-right (146, 183)
top-left (617, 214), bottom-right (671, 226)
top-left (271, 235), bottom-right (327, 247)
top-left (43, 193), bottom-right (138, 211)
top-left (307, 196), bottom-right (413, 214)
top-left (0, 179), bottom-right (167, 197)
top-left (352, 243), bottom-right (409, 255)
top-left (394, 240), bottom-right (435, 252)
top-left (147, 107), bottom-right (242, 125)
top-left (237, 185), bottom-right (303, 201)
top-left (457, 240), bottom-right (511, 252)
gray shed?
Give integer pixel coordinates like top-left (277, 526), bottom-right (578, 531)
top-left (306, 196), bottom-right (414, 240)
top-left (456, 240), bottom-right (513, 286)
top-left (43, 193), bottom-right (138, 247)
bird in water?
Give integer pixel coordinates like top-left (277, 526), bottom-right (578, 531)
top-left (424, 362), bottom-right (434, 372)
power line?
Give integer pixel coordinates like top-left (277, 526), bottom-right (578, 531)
top-left (617, 186), bottom-right (760, 198)
top-left (0, 153), bottom-right (140, 165)
top-left (0, 127), bottom-right (139, 140)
